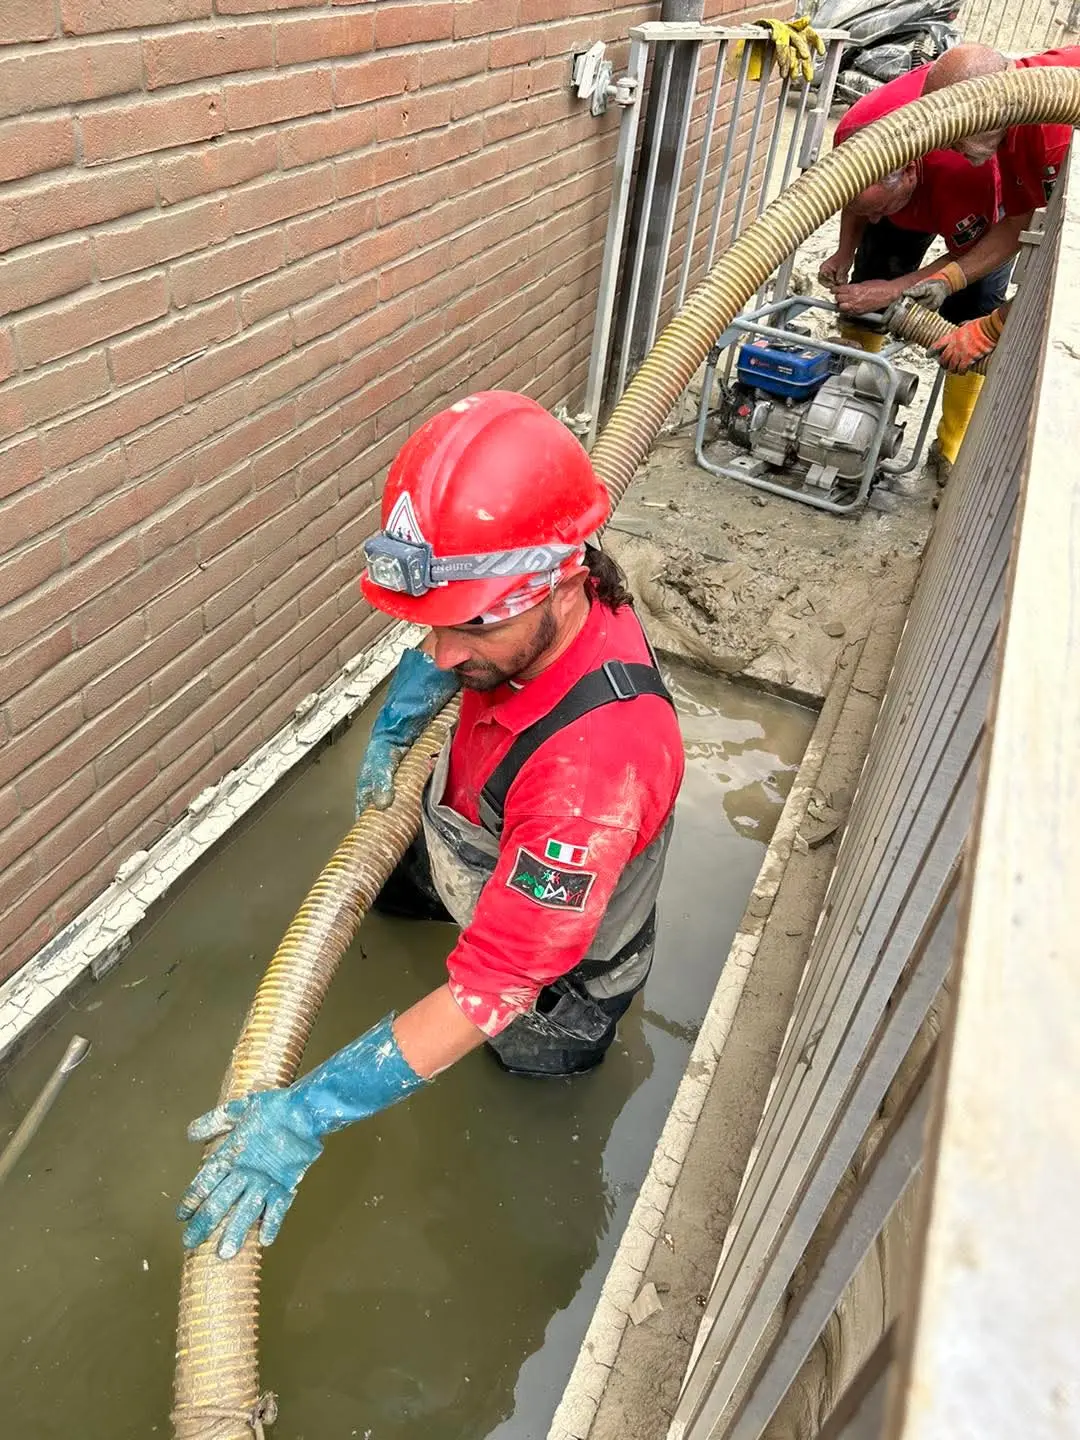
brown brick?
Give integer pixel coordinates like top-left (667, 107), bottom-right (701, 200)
top-left (6, 614), bottom-right (145, 732)
top-left (336, 289), bottom-right (414, 364)
top-left (82, 610), bottom-right (201, 718)
top-left (250, 407), bottom-right (341, 488)
top-left (218, 0), bottom-right (311, 11)
top-left (454, 0), bottom-right (519, 39)
top-left (42, 370), bottom-right (185, 471)
top-left (275, 11), bottom-right (373, 64)
top-left (144, 21), bottom-right (274, 89)
top-left (0, 349), bottom-right (111, 435)
top-left (375, 87), bottom-right (452, 142)
top-left (0, 533), bottom-right (141, 663)
top-left (109, 296), bottom-right (239, 386)
top-left (420, 36), bottom-right (489, 87)
top-left (0, 115), bottom-right (76, 186)
top-left (0, 329), bottom-right (16, 383)
top-left (246, 336), bottom-right (337, 410)
top-left (334, 150), bottom-right (375, 198)
top-left (0, 0), bottom-right (56, 44)
top-left (0, 534), bottom-right (64, 612)
top-left (182, 316), bottom-right (293, 401)
top-left (377, 239), bottom-right (454, 303)
top-left (67, 455), bottom-right (191, 565)
top-left (0, 161), bottom-right (156, 256)
top-left (279, 108), bottom-right (375, 169)
top-left (489, 28), bottom-right (545, 67)
top-left (95, 197), bottom-right (232, 283)
top-left (333, 52), bottom-right (418, 108)
top-left (141, 460), bottom-right (250, 562)
top-left (13, 273), bottom-right (168, 370)
top-left (122, 379), bottom-right (247, 477)
top-left (62, 0), bottom-right (211, 31)
top-left (285, 193), bottom-right (372, 262)
top-left (0, 238), bottom-right (93, 320)
top-left (224, 67), bottom-right (333, 132)
top-left (158, 132), bottom-right (277, 206)
top-left (455, 69), bottom-right (516, 119)
top-left (0, 913), bottom-right (56, 984)
top-left (75, 538), bottom-right (199, 648)
top-left (170, 231), bottom-right (284, 311)
top-left (239, 252), bottom-right (337, 326)
top-left (0, 626), bottom-right (74, 708)
top-left (374, 2), bottom-right (454, 47)
top-left (229, 165), bottom-right (335, 235)
top-left (81, 88), bottom-right (225, 166)
top-left (0, 37), bottom-right (142, 121)
top-left (95, 672), bottom-right (211, 787)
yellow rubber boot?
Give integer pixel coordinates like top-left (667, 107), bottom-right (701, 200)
top-left (838, 325), bottom-right (885, 354)
top-left (935, 369), bottom-right (984, 463)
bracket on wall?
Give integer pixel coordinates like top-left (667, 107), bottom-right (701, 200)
top-left (572, 42), bottom-right (639, 116)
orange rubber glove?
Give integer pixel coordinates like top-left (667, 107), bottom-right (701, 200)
top-left (903, 260), bottom-right (967, 311)
top-left (930, 306), bottom-right (1007, 374)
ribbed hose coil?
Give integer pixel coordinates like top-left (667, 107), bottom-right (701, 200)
top-left (172, 701), bottom-right (459, 1440)
top-left (590, 66), bottom-right (1080, 506)
top-left (885, 295), bottom-right (991, 375)
top-left (172, 64), bottom-right (1080, 1440)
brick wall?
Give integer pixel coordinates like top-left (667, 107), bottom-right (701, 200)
top-left (0, 0), bottom-right (772, 984)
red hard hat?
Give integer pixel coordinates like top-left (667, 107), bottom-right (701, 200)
top-left (360, 391), bottom-right (610, 626)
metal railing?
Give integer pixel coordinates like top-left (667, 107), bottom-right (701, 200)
top-left (960, 0), bottom-right (1080, 52)
top-left (582, 21), bottom-right (849, 446)
top-left (668, 146), bottom-right (1078, 1440)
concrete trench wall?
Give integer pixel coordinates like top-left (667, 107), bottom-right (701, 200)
top-left (0, 0), bottom-right (779, 988)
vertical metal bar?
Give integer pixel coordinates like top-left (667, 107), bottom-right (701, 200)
top-left (720, 1061), bottom-right (932, 1440)
top-left (755, 74), bottom-right (790, 220)
top-left (799, 37), bottom-right (844, 169)
top-left (676, 39), bottom-right (729, 312)
top-left (645, 39), bottom-right (703, 351)
top-left (730, 51), bottom-right (772, 242)
top-left (615, 41), bottom-right (675, 401)
top-left (705, 42), bottom-right (752, 270)
top-left (769, 79), bottom-right (816, 304)
top-left (582, 37), bottom-right (649, 448)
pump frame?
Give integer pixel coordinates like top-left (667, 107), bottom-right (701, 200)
top-left (693, 297), bottom-right (939, 514)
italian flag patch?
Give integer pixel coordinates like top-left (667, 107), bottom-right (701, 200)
top-left (544, 838), bottom-right (589, 867)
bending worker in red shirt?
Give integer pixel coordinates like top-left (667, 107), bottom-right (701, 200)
top-left (177, 392), bottom-right (685, 1260)
top-left (820, 43), bottom-right (1079, 480)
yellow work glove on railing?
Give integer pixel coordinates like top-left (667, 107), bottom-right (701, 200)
top-left (733, 17), bottom-right (825, 85)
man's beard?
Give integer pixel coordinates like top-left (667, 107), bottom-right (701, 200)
top-left (453, 605), bottom-right (557, 692)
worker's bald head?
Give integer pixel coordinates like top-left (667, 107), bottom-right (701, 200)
top-left (924, 43), bottom-right (1008, 93)
top-left (849, 163), bottom-right (919, 221)
top-left (924, 44), bottom-right (1010, 164)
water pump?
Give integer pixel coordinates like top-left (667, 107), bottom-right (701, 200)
top-left (721, 335), bottom-right (919, 492)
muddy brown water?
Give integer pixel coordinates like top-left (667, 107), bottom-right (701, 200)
top-left (0, 661), bottom-right (812, 1440)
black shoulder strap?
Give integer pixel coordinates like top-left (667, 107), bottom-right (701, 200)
top-left (477, 658), bottom-right (674, 836)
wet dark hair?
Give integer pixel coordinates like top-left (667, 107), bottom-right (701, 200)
top-left (585, 543), bottom-right (634, 611)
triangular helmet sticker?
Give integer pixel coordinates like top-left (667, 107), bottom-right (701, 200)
top-left (386, 491), bottom-right (425, 544)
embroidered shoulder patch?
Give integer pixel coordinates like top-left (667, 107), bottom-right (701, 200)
top-left (507, 846), bottom-right (597, 911)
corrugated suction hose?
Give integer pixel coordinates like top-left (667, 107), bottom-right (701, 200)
top-left (172, 702), bottom-right (458, 1440)
top-left (884, 294), bottom-right (991, 374)
top-left (172, 64), bottom-right (1080, 1439)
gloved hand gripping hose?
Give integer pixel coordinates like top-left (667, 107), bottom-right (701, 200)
top-left (172, 64), bottom-right (1080, 1439)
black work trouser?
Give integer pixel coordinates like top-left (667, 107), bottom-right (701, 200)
top-left (373, 832), bottom-right (652, 1078)
top-left (852, 217), bottom-right (1012, 323)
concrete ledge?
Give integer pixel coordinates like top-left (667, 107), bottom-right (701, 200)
top-left (0, 621), bottom-right (421, 1067)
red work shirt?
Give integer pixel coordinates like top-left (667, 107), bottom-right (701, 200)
top-left (834, 67), bottom-right (1003, 254)
top-left (998, 49), bottom-right (1079, 214)
top-left (441, 596), bottom-right (684, 1037)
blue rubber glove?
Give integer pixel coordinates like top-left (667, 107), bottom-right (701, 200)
top-left (177, 1015), bottom-right (426, 1259)
top-left (355, 648), bottom-right (459, 815)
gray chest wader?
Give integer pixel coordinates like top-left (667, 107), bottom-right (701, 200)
top-left (421, 657), bottom-right (676, 1076)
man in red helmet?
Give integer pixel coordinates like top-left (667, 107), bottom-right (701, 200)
top-left (178, 393), bottom-right (685, 1261)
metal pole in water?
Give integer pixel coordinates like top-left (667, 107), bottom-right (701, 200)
top-left (0, 1035), bottom-right (90, 1188)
